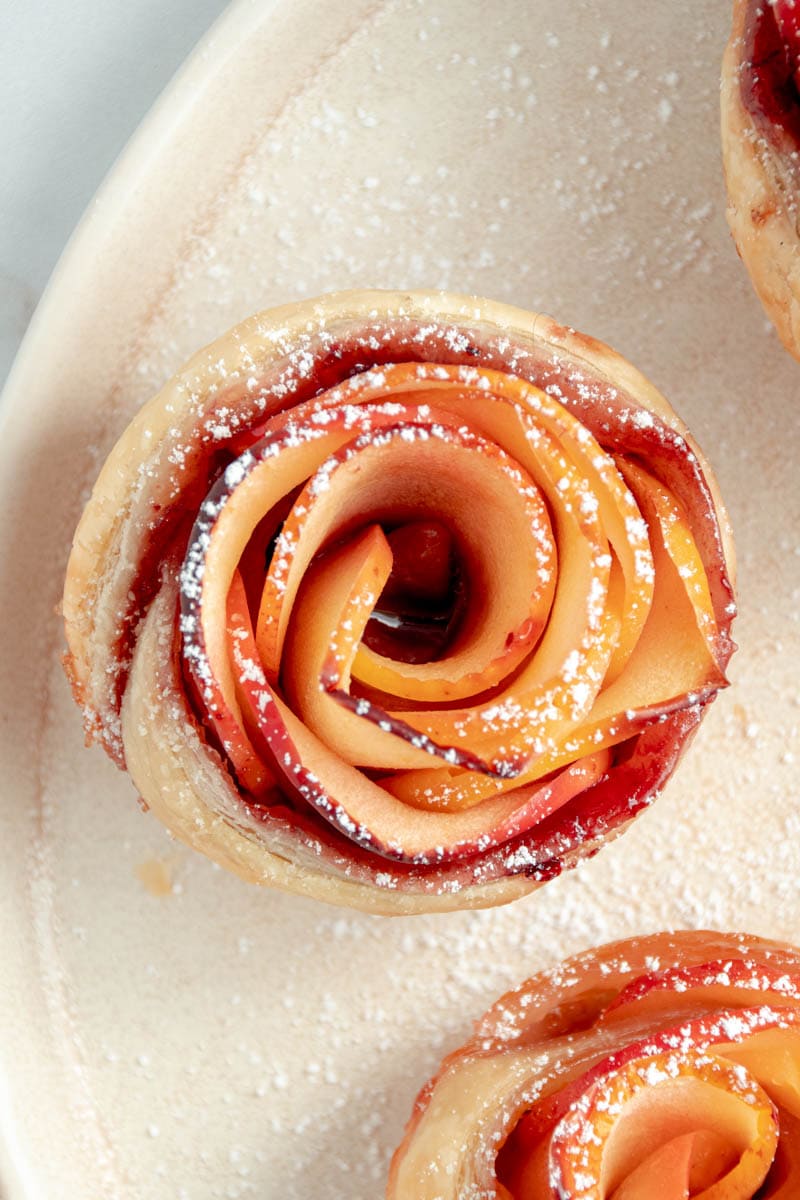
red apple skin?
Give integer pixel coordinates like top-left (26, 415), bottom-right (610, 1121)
top-left (599, 958), bottom-right (800, 1027)
top-left (158, 309), bottom-right (736, 891)
top-left (512, 1004), bottom-right (800, 1152)
top-left (182, 504), bottom-right (712, 870)
top-left (389, 932), bottom-right (800, 1200)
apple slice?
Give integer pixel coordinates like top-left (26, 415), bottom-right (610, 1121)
top-left (281, 522), bottom-right (443, 771)
top-left (611, 1130), bottom-right (736, 1200)
top-left (549, 1053), bottom-right (777, 1200)
top-left (385, 469), bottom-right (727, 813)
top-left (599, 958), bottom-right (800, 1030)
top-left (722, 1028), bottom-right (800, 1120)
top-left (268, 692), bottom-right (614, 862)
top-left (262, 416), bottom-right (556, 704)
top-left (617, 457), bottom-right (724, 668)
top-left (211, 570), bottom-right (274, 795)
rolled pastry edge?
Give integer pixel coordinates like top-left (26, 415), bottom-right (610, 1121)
top-left (66, 289), bottom-right (736, 914)
top-left (722, 5), bottom-right (800, 359)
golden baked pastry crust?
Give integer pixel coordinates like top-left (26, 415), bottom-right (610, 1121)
top-left (722, 0), bottom-right (800, 357)
top-left (63, 290), bottom-right (735, 914)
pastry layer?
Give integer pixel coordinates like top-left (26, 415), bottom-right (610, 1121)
top-left (63, 290), bottom-right (735, 912)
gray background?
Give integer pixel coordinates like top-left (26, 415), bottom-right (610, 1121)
top-left (0, 0), bottom-right (230, 390)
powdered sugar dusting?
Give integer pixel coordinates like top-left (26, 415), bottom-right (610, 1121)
top-left (9, 0), bottom-right (800, 1198)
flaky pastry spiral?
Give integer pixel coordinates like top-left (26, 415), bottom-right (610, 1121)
top-left (63, 291), bottom-right (735, 913)
top-left (388, 930), bottom-right (800, 1198)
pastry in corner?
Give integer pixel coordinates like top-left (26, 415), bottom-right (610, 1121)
top-left (722, 0), bottom-right (800, 358)
top-left (388, 930), bottom-right (800, 1197)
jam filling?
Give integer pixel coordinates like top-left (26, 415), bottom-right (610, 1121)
top-left (361, 519), bottom-right (466, 665)
top-left (742, 0), bottom-right (800, 150)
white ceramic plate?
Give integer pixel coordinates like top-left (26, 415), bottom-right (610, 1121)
top-left (2, 1), bottom-right (799, 1196)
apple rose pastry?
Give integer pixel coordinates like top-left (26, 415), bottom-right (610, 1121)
top-left (722, 0), bottom-right (800, 358)
top-left (62, 291), bottom-right (735, 913)
top-left (388, 930), bottom-right (800, 1198)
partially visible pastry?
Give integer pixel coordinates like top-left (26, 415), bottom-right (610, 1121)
top-left (63, 290), bottom-right (735, 914)
top-left (722, 0), bottom-right (800, 357)
top-left (388, 930), bottom-right (800, 1198)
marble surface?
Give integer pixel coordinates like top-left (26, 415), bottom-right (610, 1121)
top-left (0, 0), bottom-right (230, 390)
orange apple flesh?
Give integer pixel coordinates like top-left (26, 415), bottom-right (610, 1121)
top-left (266, 362), bottom-right (656, 687)
top-left (611, 1130), bottom-right (738, 1200)
top-left (269, 690), bottom-right (614, 860)
top-left (599, 959), bottom-right (800, 1030)
top-left (617, 457), bottom-right (724, 670)
top-left (722, 1029), bottom-right (800, 1120)
top-left (217, 571), bottom-right (275, 795)
top-left (177, 359), bottom-right (730, 863)
top-left (270, 420), bottom-right (557, 728)
top-left (531, 1055), bottom-right (778, 1200)
top-left (758, 1109), bottom-right (800, 1199)
top-left (384, 453), bottom-right (725, 810)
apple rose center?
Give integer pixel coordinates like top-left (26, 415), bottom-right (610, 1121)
top-left (172, 357), bottom-right (729, 865)
top-left (359, 517), bottom-right (465, 664)
top-left (179, 412), bottom-right (559, 776)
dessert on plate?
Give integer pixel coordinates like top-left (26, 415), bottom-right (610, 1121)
top-left (62, 290), bottom-right (735, 913)
top-left (722, 0), bottom-right (800, 358)
top-left (388, 930), bottom-right (800, 1198)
